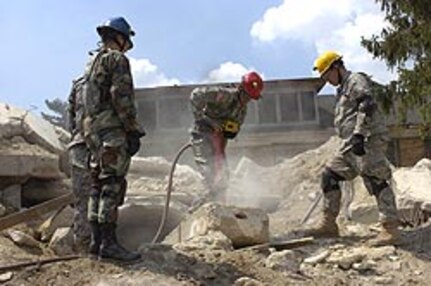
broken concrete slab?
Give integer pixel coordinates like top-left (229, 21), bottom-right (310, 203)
top-left (0, 144), bottom-right (62, 179)
top-left (164, 203), bottom-right (269, 248)
top-left (0, 103), bottom-right (64, 154)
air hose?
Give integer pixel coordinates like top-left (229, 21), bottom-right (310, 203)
top-left (151, 141), bottom-right (193, 243)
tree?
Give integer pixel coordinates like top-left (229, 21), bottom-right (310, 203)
top-left (41, 98), bottom-right (68, 129)
top-left (361, 0), bottom-right (431, 141)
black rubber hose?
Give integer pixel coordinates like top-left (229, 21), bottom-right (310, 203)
top-left (151, 141), bottom-right (193, 243)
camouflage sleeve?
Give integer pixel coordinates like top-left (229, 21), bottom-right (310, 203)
top-left (66, 81), bottom-right (77, 133)
top-left (190, 86), bottom-right (236, 118)
top-left (108, 53), bottom-right (142, 134)
top-left (348, 74), bottom-right (375, 136)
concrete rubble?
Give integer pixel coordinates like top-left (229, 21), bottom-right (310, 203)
top-left (265, 249), bottom-right (301, 272)
top-left (48, 227), bottom-right (74, 256)
top-left (0, 103), bottom-right (430, 285)
top-left (0, 102), bottom-right (68, 214)
top-left (164, 202), bottom-right (269, 248)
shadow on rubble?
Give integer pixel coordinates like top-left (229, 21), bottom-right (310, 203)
top-left (397, 221), bottom-right (431, 262)
top-left (108, 244), bottom-right (248, 286)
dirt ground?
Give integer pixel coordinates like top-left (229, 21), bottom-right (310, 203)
top-left (1, 218), bottom-right (431, 286)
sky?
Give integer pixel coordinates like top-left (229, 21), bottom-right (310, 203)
top-left (0, 0), bottom-right (395, 113)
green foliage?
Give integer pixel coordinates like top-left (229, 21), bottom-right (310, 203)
top-left (361, 0), bottom-right (431, 137)
top-left (41, 98), bottom-right (68, 129)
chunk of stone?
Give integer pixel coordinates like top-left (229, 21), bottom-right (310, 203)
top-left (0, 272), bottom-right (13, 283)
top-left (173, 230), bottom-right (233, 252)
top-left (234, 277), bottom-right (264, 286)
top-left (164, 203), bottom-right (269, 248)
top-left (6, 229), bottom-right (40, 249)
top-left (37, 206), bottom-right (74, 242)
top-left (265, 250), bottom-right (300, 272)
top-left (303, 250), bottom-right (330, 265)
top-left (49, 227), bottom-right (74, 255)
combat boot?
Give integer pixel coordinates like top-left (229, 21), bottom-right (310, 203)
top-left (99, 223), bottom-right (141, 262)
top-left (367, 220), bottom-right (400, 247)
top-left (302, 211), bottom-right (339, 238)
top-left (89, 221), bottom-right (101, 258)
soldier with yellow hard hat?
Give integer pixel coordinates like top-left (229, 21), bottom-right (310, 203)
top-left (302, 51), bottom-right (400, 246)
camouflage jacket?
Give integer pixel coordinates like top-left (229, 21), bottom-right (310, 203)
top-left (190, 85), bottom-right (248, 130)
top-left (335, 71), bottom-right (388, 139)
top-left (66, 76), bottom-right (89, 169)
top-left (83, 48), bottom-right (142, 135)
top-left (67, 76), bottom-right (86, 148)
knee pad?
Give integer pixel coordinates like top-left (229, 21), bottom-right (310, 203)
top-left (363, 176), bottom-right (389, 196)
top-left (321, 168), bottom-right (345, 193)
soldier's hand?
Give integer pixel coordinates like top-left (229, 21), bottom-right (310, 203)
top-left (350, 134), bottom-right (366, 156)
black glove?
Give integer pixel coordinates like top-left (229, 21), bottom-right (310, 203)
top-left (126, 130), bottom-right (144, 156)
top-left (350, 134), bottom-right (366, 156)
top-left (223, 131), bottom-right (238, 139)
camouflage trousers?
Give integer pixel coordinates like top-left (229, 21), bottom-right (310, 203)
top-left (69, 143), bottom-right (91, 245)
top-left (86, 128), bottom-right (130, 224)
top-left (71, 166), bottom-right (91, 245)
top-left (191, 128), bottom-right (229, 202)
top-left (324, 135), bottom-right (398, 222)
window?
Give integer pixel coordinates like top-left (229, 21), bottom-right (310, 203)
top-left (258, 93), bottom-right (277, 124)
top-left (280, 93), bottom-right (299, 123)
top-left (300, 91), bottom-right (316, 121)
top-left (244, 101), bottom-right (257, 125)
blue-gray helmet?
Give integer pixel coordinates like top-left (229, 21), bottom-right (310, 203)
top-left (97, 17), bottom-right (135, 49)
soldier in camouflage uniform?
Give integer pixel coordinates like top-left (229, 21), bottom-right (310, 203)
top-left (189, 72), bottom-right (264, 207)
top-left (81, 17), bottom-right (145, 261)
top-left (67, 76), bottom-right (92, 253)
top-left (304, 51), bottom-right (399, 246)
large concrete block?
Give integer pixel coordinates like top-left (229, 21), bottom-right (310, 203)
top-left (395, 159), bottom-right (431, 212)
top-left (165, 203), bottom-right (269, 248)
top-left (0, 147), bottom-right (62, 179)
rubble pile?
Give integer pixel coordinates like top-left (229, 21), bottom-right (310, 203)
top-left (0, 102), bottom-right (69, 213)
top-left (0, 103), bottom-right (430, 285)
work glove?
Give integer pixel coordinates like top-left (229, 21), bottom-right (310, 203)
top-left (223, 131), bottom-right (238, 139)
top-left (126, 130), bottom-right (146, 156)
top-left (350, 134), bottom-right (366, 156)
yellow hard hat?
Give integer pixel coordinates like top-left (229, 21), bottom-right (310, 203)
top-left (313, 51), bottom-right (342, 75)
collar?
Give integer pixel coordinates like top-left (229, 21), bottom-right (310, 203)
top-left (336, 70), bottom-right (352, 95)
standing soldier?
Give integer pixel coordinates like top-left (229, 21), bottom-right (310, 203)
top-left (189, 72), bottom-right (264, 207)
top-left (82, 17), bottom-right (145, 261)
top-left (304, 51), bottom-right (400, 246)
top-left (67, 76), bottom-right (92, 253)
